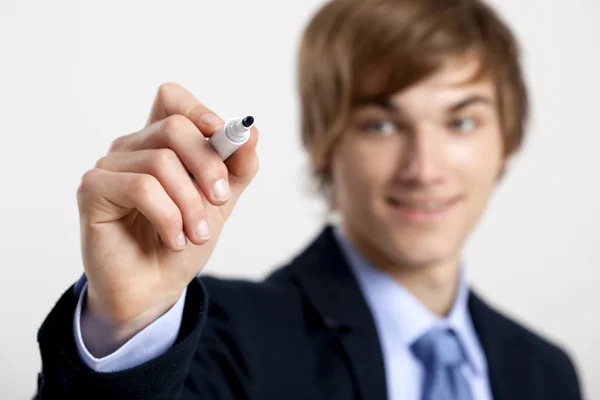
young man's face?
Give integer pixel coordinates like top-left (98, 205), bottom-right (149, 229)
top-left (331, 55), bottom-right (506, 272)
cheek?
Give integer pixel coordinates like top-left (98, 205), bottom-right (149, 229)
top-left (332, 140), bottom-right (397, 204)
top-left (450, 133), bottom-right (504, 195)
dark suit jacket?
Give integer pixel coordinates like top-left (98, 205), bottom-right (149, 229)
top-left (35, 226), bottom-right (582, 399)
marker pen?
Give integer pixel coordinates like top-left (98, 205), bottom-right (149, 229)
top-left (208, 116), bottom-right (254, 160)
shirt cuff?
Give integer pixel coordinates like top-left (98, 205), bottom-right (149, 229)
top-left (73, 282), bottom-right (187, 373)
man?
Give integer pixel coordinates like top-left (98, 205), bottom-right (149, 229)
top-left (35, 0), bottom-right (582, 399)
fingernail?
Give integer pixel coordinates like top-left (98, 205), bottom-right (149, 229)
top-left (201, 113), bottom-right (222, 126)
top-left (213, 178), bottom-right (230, 202)
top-left (176, 232), bottom-right (187, 248)
top-left (196, 219), bottom-right (211, 240)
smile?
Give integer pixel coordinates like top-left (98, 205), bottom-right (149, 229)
top-left (386, 196), bottom-right (460, 222)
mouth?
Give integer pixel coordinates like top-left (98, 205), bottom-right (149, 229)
top-left (386, 196), bottom-right (460, 222)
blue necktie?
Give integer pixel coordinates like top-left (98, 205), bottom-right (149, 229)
top-left (411, 328), bottom-right (473, 400)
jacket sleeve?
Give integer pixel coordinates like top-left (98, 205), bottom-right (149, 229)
top-left (553, 346), bottom-right (583, 400)
top-left (33, 276), bottom-right (255, 400)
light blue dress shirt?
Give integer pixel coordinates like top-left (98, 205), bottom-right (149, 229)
top-left (74, 227), bottom-right (494, 399)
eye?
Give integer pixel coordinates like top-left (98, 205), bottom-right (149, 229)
top-left (361, 119), bottom-right (397, 136)
top-left (449, 117), bottom-right (478, 133)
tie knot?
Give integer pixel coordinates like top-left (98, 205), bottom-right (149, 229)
top-left (411, 328), bottom-right (467, 368)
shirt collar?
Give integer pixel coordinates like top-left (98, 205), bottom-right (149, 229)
top-left (332, 225), bottom-right (487, 376)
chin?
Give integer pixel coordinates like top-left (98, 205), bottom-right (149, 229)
top-left (385, 232), bottom-right (459, 270)
top-left (389, 248), bottom-right (449, 269)
top-left (392, 252), bottom-right (449, 270)
top-left (345, 212), bottom-right (461, 270)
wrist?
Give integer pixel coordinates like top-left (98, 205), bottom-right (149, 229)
top-left (86, 282), bottom-right (180, 327)
top-left (82, 287), bottom-right (180, 357)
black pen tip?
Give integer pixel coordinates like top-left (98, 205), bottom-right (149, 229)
top-left (242, 116), bottom-right (254, 128)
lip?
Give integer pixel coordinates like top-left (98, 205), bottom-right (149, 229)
top-left (386, 196), bottom-right (460, 223)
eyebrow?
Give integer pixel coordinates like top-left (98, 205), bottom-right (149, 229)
top-left (448, 95), bottom-right (493, 112)
top-left (352, 94), bottom-right (493, 114)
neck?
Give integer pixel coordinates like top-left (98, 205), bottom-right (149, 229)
top-left (340, 224), bottom-right (462, 317)
top-left (387, 261), bottom-right (462, 316)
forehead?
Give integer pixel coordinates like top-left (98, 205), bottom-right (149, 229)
top-left (355, 54), bottom-right (496, 111)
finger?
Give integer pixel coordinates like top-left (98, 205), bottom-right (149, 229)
top-left (77, 168), bottom-right (187, 252)
top-left (196, 125), bottom-right (260, 220)
top-left (222, 125), bottom-right (260, 193)
top-left (116, 115), bottom-right (232, 207)
top-left (95, 149), bottom-right (212, 245)
top-left (146, 82), bottom-right (224, 137)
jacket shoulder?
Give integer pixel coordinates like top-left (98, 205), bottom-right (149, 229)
top-left (471, 294), bottom-right (582, 397)
top-left (199, 264), bottom-right (305, 330)
top-left (201, 264), bottom-right (298, 307)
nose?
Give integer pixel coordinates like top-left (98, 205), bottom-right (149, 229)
top-left (397, 128), bottom-right (445, 185)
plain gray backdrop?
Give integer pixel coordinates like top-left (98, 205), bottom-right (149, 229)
top-left (0, 0), bottom-right (598, 398)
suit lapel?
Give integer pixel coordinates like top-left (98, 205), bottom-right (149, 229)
top-left (288, 226), bottom-right (387, 400)
top-left (468, 293), bottom-right (535, 400)
top-left (287, 226), bottom-right (540, 400)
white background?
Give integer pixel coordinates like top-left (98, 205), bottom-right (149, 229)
top-left (0, 0), bottom-right (598, 398)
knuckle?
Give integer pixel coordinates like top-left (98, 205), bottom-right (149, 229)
top-left (77, 168), bottom-right (102, 199)
top-left (108, 138), bottom-right (122, 152)
top-left (131, 174), bottom-right (160, 202)
top-left (94, 154), bottom-right (111, 170)
top-left (162, 114), bottom-right (192, 144)
top-left (178, 190), bottom-right (205, 218)
top-left (157, 82), bottom-right (180, 101)
top-left (131, 174), bottom-right (183, 231)
top-left (160, 207), bottom-right (183, 231)
top-left (108, 134), bottom-right (129, 153)
top-left (149, 148), bottom-right (179, 173)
